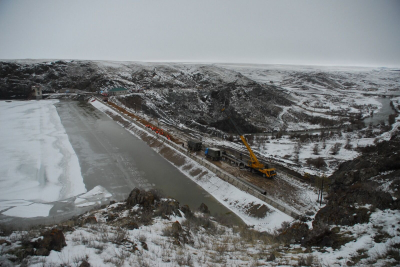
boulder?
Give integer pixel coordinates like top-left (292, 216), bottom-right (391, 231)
top-left (34, 228), bottom-right (66, 253)
top-left (126, 188), bottom-right (155, 209)
top-left (198, 203), bottom-right (210, 214)
top-left (180, 204), bottom-right (193, 218)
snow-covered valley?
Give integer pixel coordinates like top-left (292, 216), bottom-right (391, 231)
top-left (0, 60), bottom-right (399, 266)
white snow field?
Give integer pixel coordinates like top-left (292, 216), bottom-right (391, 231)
top-left (0, 100), bottom-right (86, 218)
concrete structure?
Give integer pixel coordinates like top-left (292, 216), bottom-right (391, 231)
top-left (32, 85), bottom-right (42, 99)
top-left (108, 87), bottom-right (128, 96)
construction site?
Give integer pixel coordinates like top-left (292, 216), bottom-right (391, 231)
top-left (94, 95), bottom-right (322, 220)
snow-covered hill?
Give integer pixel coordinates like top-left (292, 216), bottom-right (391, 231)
top-left (3, 60), bottom-right (398, 134)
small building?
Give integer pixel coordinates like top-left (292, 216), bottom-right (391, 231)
top-left (32, 85), bottom-right (42, 99)
top-left (108, 87), bottom-right (128, 96)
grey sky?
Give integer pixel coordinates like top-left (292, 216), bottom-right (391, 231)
top-left (1, 0), bottom-right (399, 67)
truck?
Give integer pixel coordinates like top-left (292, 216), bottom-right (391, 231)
top-left (205, 148), bottom-right (221, 161)
top-left (188, 139), bottom-right (202, 151)
top-left (222, 108), bottom-right (277, 178)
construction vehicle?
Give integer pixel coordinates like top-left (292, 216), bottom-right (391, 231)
top-left (205, 148), bottom-right (221, 161)
top-left (188, 139), bottom-right (202, 151)
top-left (222, 108), bottom-right (277, 178)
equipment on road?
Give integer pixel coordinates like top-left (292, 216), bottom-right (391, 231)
top-left (188, 139), bottom-right (202, 151)
top-left (205, 148), bottom-right (221, 161)
top-left (222, 108), bottom-right (277, 178)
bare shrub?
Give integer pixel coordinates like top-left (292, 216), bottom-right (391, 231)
top-left (294, 142), bottom-right (302, 154)
top-left (330, 143), bottom-right (342, 155)
top-left (280, 221), bottom-right (291, 232)
top-left (297, 255), bottom-right (314, 266)
top-left (175, 251), bottom-right (193, 266)
top-left (306, 157), bottom-right (326, 169)
top-left (105, 248), bottom-right (131, 267)
top-left (72, 254), bottom-right (89, 267)
top-left (113, 227), bottom-right (128, 244)
top-left (386, 248), bottom-right (400, 262)
top-left (182, 214), bottom-right (216, 234)
top-left (344, 137), bottom-right (353, 150)
top-left (88, 240), bottom-right (105, 252)
top-left (138, 210), bottom-right (153, 225)
top-left (293, 153), bottom-right (299, 163)
top-left (313, 144), bottom-right (320, 155)
top-left (233, 225), bottom-right (268, 245)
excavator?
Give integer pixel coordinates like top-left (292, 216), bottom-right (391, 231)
top-left (222, 108), bottom-right (277, 178)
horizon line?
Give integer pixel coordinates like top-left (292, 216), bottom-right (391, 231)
top-left (1, 58), bottom-right (399, 69)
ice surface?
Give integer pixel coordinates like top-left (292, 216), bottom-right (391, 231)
top-left (74, 185), bottom-right (112, 207)
top-left (2, 203), bottom-right (53, 218)
top-left (0, 100), bottom-right (86, 217)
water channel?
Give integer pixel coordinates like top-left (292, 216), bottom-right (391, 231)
top-left (253, 97), bottom-right (397, 137)
top-left (363, 97), bottom-right (396, 126)
top-left (56, 100), bottom-right (239, 220)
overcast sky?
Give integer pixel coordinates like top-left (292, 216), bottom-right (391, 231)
top-left (0, 0), bottom-right (399, 67)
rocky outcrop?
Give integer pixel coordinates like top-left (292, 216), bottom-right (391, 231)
top-left (32, 228), bottom-right (67, 256)
top-left (126, 188), bottom-right (155, 209)
top-left (314, 134), bottom-right (400, 227)
top-left (126, 188), bottom-right (194, 219)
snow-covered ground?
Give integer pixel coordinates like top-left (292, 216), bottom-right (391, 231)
top-left (0, 100), bottom-right (86, 218)
top-left (1, 198), bottom-right (398, 267)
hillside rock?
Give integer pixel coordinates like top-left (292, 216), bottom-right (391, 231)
top-left (314, 133), bottom-right (400, 227)
top-left (33, 228), bottom-right (66, 255)
top-left (126, 188), bottom-right (155, 208)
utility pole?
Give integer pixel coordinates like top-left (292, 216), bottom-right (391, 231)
top-left (320, 178), bottom-right (324, 206)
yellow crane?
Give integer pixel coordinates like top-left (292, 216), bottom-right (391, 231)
top-left (222, 108), bottom-right (277, 178)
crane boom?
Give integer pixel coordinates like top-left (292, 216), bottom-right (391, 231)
top-left (222, 108), bottom-right (276, 178)
top-left (239, 135), bottom-right (264, 169)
